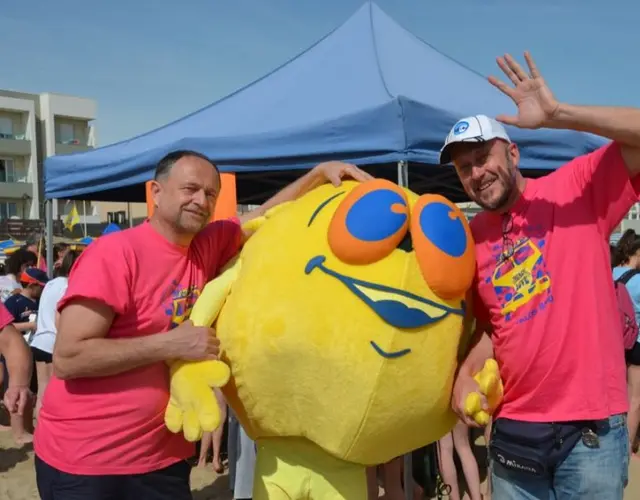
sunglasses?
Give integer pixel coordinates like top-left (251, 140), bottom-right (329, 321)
top-left (500, 213), bottom-right (515, 262)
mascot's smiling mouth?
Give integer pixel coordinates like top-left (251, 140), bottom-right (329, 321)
top-left (305, 256), bottom-right (464, 359)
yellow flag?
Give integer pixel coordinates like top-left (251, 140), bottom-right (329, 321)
top-left (64, 203), bottom-right (80, 232)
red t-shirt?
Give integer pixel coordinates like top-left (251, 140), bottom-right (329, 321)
top-left (0, 302), bottom-right (13, 329)
top-left (471, 142), bottom-right (638, 422)
top-left (34, 219), bottom-right (242, 475)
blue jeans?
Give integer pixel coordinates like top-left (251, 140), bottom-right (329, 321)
top-left (490, 414), bottom-right (629, 499)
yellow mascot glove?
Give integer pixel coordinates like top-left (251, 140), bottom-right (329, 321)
top-left (165, 259), bottom-right (241, 442)
top-left (463, 358), bottom-right (503, 426)
top-left (165, 359), bottom-right (231, 442)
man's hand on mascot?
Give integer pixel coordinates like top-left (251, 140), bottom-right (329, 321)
top-left (453, 359), bottom-right (503, 427)
top-left (166, 320), bottom-right (220, 361)
top-left (311, 161), bottom-right (374, 187)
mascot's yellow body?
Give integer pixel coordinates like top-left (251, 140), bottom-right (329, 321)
top-left (165, 179), bottom-right (502, 500)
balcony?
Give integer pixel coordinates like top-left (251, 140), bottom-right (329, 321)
top-left (0, 182), bottom-right (33, 199)
top-left (0, 159), bottom-right (31, 198)
top-left (55, 138), bottom-right (94, 155)
top-left (0, 132), bottom-right (31, 156)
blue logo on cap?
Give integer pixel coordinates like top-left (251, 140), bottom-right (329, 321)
top-left (453, 121), bottom-right (469, 135)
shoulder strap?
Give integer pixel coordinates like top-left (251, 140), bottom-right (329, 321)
top-left (618, 269), bottom-right (640, 285)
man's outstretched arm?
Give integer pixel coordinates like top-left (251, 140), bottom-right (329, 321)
top-left (546, 104), bottom-right (640, 175)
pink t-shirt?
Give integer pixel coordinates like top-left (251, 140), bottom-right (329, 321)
top-left (0, 302), bottom-right (13, 329)
top-left (34, 219), bottom-right (242, 475)
top-left (471, 142), bottom-right (639, 422)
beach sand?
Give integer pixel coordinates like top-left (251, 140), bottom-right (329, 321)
top-left (1, 430), bottom-right (639, 499)
top-left (0, 430), bottom-right (233, 500)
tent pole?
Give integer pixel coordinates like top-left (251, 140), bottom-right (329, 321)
top-left (397, 161), bottom-right (413, 500)
top-left (82, 200), bottom-right (88, 237)
top-left (397, 160), bottom-right (409, 188)
top-left (45, 199), bottom-right (53, 276)
top-left (127, 202), bottom-right (133, 228)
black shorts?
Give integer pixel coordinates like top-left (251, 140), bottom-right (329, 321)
top-left (627, 342), bottom-right (640, 366)
top-left (35, 455), bottom-right (193, 500)
top-left (32, 346), bottom-right (53, 364)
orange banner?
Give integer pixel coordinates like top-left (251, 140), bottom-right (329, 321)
top-left (213, 173), bottom-right (237, 221)
top-left (145, 181), bottom-right (155, 218)
top-left (145, 173), bottom-right (237, 222)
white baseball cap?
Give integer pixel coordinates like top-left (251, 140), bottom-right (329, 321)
top-left (439, 115), bottom-right (511, 165)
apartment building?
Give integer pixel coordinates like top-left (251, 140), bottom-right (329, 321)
top-left (0, 89), bottom-right (97, 222)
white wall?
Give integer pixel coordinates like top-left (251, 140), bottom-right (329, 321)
top-left (40, 93), bottom-right (97, 219)
top-left (0, 95), bottom-right (39, 218)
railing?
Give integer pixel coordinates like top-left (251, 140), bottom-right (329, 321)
top-left (0, 219), bottom-right (63, 240)
top-left (56, 138), bottom-right (84, 145)
top-left (0, 167), bottom-right (29, 184)
top-left (0, 133), bottom-right (26, 140)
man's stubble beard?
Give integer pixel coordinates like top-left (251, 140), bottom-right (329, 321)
top-left (475, 155), bottom-right (517, 212)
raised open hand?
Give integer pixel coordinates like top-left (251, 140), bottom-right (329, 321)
top-left (489, 52), bottom-right (560, 129)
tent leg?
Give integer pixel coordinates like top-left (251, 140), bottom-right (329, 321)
top-left (127, 202), bottom-right (133, 228)
top-left (403, 453), bottom-right (413, 500)
top-left (397, 161), bottom-right (413, 500)
top-left (397, 160), bottom-right (409, 188)
top-left (46, 199), bottom-right (53, 276)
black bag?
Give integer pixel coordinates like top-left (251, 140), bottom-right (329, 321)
top-left (489, 418), bottom-right (588, 477)
top-left (412, 444), bottom-right (439, 498)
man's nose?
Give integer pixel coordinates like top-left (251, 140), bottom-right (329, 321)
top-left (193, 189), bottom-right (208, 206)
top-left (470, 165), bottom-right (484, 181)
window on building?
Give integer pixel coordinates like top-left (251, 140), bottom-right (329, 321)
top-left (107, 210), bottom-right (127, 226)
top-left (0, 117), bottom-right (13, 139)
top-left (58, 123), bottom-right (76, 144)
top-left (0, 158), bottom-right (15, 183)
top-left (0, 202), bottom-right (18, 220)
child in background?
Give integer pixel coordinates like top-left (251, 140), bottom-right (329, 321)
top-left (437, 420), bottom-right (482, 500)
top-left (197, 388), bottom-right (227, 472)
top-left (31, 251), bottom-right (80, 419)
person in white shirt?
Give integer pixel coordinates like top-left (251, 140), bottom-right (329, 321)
top-left (0, 249), bottom-right (37, 303)
top-left (31, 250), bottom-right (80, 418)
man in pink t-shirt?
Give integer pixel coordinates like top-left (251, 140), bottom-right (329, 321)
top-left (33, 150), bottom-right (372, 500)
top-left (444, 53), bottom-right (640, 499)
top-left (0, 302), bottom-right (32, 416)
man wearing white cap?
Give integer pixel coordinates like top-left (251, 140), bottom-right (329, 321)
top-left (446, 52), bottom-right (640, 499)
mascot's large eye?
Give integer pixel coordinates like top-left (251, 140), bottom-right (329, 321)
top-left (411, 194), bottom-right (475, 299)
top-left (328, 179), bottom-right (409, 265)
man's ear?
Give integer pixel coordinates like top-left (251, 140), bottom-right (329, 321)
top-left (508, 142), bottom-right (520, 168)
top-left (149, 180), bottom-right (162, 208)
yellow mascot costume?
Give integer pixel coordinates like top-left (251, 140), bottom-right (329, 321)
top-left (165, 179), bottom-right (502, 500)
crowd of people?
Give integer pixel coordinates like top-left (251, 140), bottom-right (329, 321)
top-left (0, 50), bottom-right (639, 500)
top-left (611, 230), bottom-right (640, 457)
top-left (0, 242), bottom-right (79, 443)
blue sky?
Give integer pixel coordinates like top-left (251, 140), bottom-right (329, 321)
top-left (1, 0), bottom-right (638, 146)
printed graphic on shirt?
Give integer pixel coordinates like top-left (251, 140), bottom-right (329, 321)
top-left (165, 284), bottom-right (202, 328)
top-left (486, 236), bottom-right (553, 323)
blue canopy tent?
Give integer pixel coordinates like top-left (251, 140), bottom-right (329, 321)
top-left (101, 223), bottom-right (121, 235)
top-left (44, 1), bottom-right (604, 206)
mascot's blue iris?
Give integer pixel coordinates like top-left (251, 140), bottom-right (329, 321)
top-left (345, 190), bottom-right (407, 241)
top-left (419, 202), bottom-right (466, 257)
